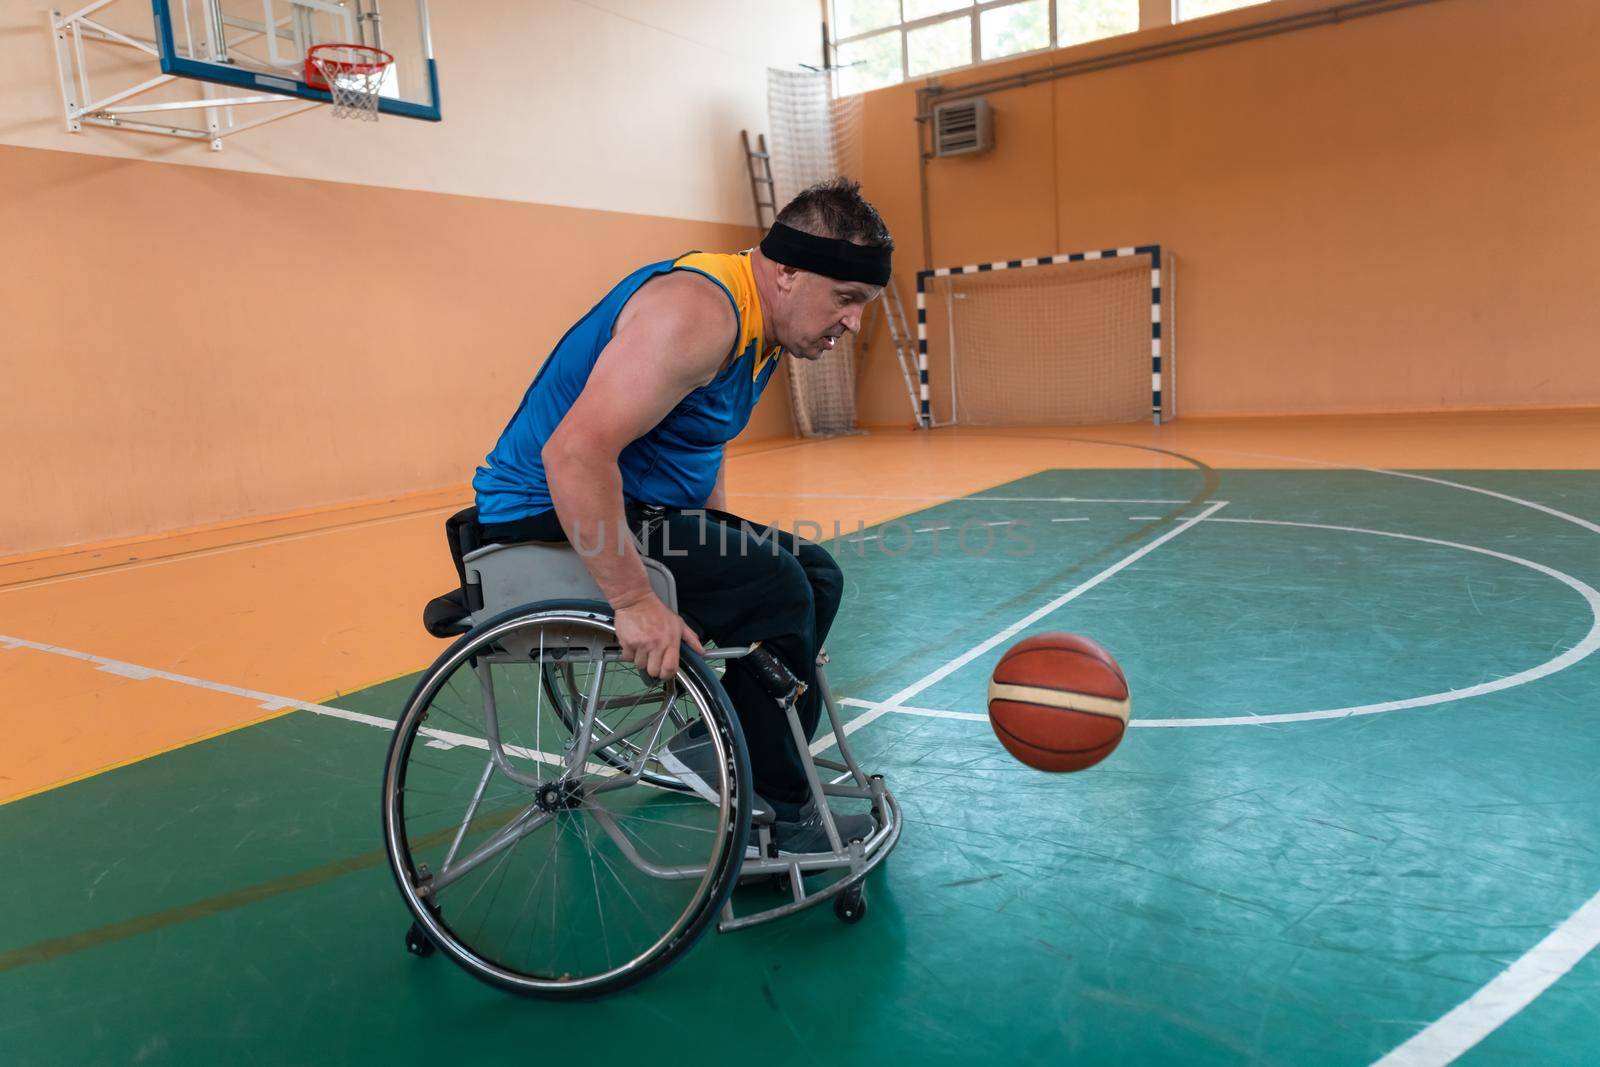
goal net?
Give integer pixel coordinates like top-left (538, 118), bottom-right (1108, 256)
top-left (766, 68), bottom-right (865, 438)
top-left (916, 247), bottom-right (1175, 427)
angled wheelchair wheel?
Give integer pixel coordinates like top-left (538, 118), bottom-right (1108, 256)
top-left (382, 601), bottom-right (751, 998)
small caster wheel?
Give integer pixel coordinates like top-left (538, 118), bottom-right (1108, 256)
top-left (405, 920), bottom-right (436, 957)
top-left (834, 886), bottom-right (867, 925)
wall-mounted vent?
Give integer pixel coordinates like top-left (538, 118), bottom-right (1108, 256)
top-left (933, 98), bottom-right (993, 157)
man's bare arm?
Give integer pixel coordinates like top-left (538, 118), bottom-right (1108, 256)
top-left (542, 272), bottom-right (736, 677)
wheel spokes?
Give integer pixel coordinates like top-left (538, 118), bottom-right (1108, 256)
top-left (391, 613), bottom-right (739, 989)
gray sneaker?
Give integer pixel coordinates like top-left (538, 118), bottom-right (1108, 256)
top-left (659, 725), bottom-right (873, 853)
top-left (773, 799), bottom-right (875, 855)
top-left (656, 720), bottom-right (720, 804)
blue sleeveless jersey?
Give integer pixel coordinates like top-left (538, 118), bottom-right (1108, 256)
top-left (473, 251), bottom-right (783, 524)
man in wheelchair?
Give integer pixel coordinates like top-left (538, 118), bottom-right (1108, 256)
top-left (470, 179), bottom-right (893, 855)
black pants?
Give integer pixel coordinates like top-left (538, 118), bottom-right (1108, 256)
top-left (481, 506), bottom-right (844, 806)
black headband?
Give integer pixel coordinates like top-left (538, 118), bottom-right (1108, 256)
top-left (760, 223), bottom-right (892, 286)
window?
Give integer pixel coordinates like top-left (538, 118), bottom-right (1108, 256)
top-left (836, 0), bottom-right (900, 37)
top-left (830, 1), bottom-right (1142, 95)
top-left (1174, 0), bottom-right (1271, 20)
top-left (830, 1), bottom-right (1281, 94)
top-left (836, 30), bottom-right (904, 95)
top-left (982, 0), bottom-right (1051, 61)
top-left (907, 15), bottom-right (973, 76)
top-left (1057, 0), bottom-right (1139, 48)
top-left (905, 0), bottom-right (972, 16)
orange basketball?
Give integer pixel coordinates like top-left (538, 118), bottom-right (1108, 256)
top-left (987, 633), bottom-right (1130, 772)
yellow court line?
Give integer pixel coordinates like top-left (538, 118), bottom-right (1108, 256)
top-left (0, 435), bottom-right (856, 593)
top-left (329, 666), bottom-right (432, 694)
top-left (1, 701), bottom-right (306, 808)
top-left (1, 429), bottom-right (815, 582)
top-left (0, 484), bottom-right (473, 576)
top-left (0, 504), bottom-right (468, 594)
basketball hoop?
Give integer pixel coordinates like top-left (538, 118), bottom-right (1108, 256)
top-left (305, 43), bottom-right (394, 122)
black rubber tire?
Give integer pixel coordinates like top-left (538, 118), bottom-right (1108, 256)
top-left (382, 600), bottom-right (752, 1000)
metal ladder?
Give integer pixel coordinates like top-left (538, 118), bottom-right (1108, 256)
top-left (860, 280), bottom-right (924, 429)
top-left (740, 127), bottom-right (923, 428)
top-left (741, 130), bottom-right (778, 228)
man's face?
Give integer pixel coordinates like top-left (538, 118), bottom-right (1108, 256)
top-left (778, 267), bottom-right (882, 361)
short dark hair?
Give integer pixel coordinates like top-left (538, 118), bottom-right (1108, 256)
top-left (773, 178), bottom-right (893, 252)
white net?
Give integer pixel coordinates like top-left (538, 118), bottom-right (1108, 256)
top-left (311, 45), bottom-right (391, 122)
top-left (921, 253), bottom-right (1174, 426)
top-left (766, 68), bottom-right (865, 438)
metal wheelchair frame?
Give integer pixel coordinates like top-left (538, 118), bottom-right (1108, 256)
top-left (382, 514), bottom-right (902, 997)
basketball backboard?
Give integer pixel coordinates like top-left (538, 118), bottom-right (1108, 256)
top-left (149, 0), bottom-right (440, 121)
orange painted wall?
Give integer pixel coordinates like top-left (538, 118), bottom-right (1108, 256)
top-left (0, 145), bottom-right (790, 556)
top-left (852, 0), bottom-right (1600, 423)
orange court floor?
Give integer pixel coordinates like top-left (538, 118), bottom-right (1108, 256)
top-left (1, 408), bottom-right (1597, 807)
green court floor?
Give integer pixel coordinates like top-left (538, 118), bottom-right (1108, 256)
top-left (4, 467), bottom-right (1598, 1065)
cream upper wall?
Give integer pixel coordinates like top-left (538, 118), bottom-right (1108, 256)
top-left (0, 0), bottom-right (820, 224)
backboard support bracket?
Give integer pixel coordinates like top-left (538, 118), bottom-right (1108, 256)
top-left (48, 0), bottom-right (438, 151)
top-left (51, 1), bottom-right (326, 150)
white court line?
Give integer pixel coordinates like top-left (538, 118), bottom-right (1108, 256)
top-left (811, 500), bottom-right (1228, 754)
top-left (835, 517), bottom-right (1600, 730)
top-left (844, 524), bottom-right (952, 544)
top-left (1369, 469), bottom-right (1600, 536)
top-left (1135, 517), bottom-right (1600, 727)
top-left (1193, 446), bottom-right (1600, 537)
top-left (0, 633), bottom-right (356, 714)
top-left (878, 500), bottom-right (1227, 709)
top-left (732, 492), bottom-right (1196, 504)
top-left (842, 519), bottom-right (1018, 544)
top-left (840, 698), bottom-right (983, 722)
top-left (1372, 888), bottom-right (1600, 1067)
top-left (0, 633), bottom-right (578, 772)
top-left (811, 699), bottom-right (899, 754)
top-left (811, 690), bottom-right (898, 752)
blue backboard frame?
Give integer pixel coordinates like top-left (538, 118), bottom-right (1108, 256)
top-left (149, 0), bottom-right (441, 121)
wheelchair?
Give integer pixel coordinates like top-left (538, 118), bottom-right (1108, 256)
top-left (381, 507), bottom-right (903, 998)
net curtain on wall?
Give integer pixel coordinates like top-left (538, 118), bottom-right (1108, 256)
top-left (766, 68), bottom-right (866, 438)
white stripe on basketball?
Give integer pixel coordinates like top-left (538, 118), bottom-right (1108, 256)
top-left (987, 682), bottom-right (1131, 723)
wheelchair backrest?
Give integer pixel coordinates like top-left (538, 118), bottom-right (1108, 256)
top-left (443, 506), bottom-right (486, 610)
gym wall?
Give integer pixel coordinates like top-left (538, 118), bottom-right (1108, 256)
top-left (0, 0), bottom-right (817, 557)
top-left (850, 0), bottom-right (1600, 424)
